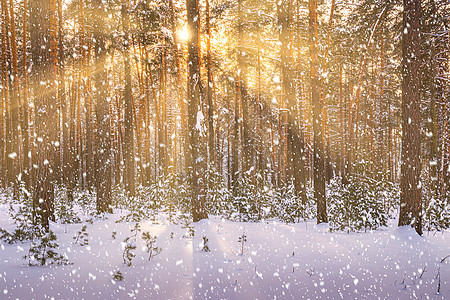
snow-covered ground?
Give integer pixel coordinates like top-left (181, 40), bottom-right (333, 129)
top-left (0, 202), bottom-right (449, 299)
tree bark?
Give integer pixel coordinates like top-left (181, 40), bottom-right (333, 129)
top-left (237, 0), bottom-right (251, 174)
top-left (309, 0), bottom-right (327, 223)
top-left (6, 0), bottom-right (20, 193)
top-left (187, 0), bottom-right (207, 222)
top-left (279, 0), bottom-right (306, 202)
top-left (21, 0), bottom-right (31, 196)
top-left (30, 0), bottom-right (57, 228)
top-left (93, 0), bottom-right (112, 213)
top-left (122, 0), bottom-right (135, 197)
top-left (206, 0), bottom-right (215, 169)
top-left (398, 0), bottom-right (422, 235)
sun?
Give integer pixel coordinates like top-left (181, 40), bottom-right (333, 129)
top-left (177, 24), bottom-right (188, 42)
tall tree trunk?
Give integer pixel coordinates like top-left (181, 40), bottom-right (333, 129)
top-left (21, 0), bottom-right (31, 196)
top-left (231, 82), bottom-right (240, 191)
top-left (257, 31), bottom-right (264, 175)
top-left (338, 57), bottom-right (345, 180)
top-left (237, 0), bottom-right (250, 174)
top-left (2, 0), bottom-right (13, 188)
top-left (169, 0), bottom-right (185, 174)
top-left (309, 0), bottom-right (327, 223)
top-left (428, 40), bottom-right (439, 195)
top-left (30, 0), bottom-right (57, 229)
top-left (80, 0), bottom-right (93, 189)
top-left (0, 0), bottom-right (5, 187)
top-left (206, 0), bottom-right (215, 169)
top-left (69, 23), bottom-right (78, 190)
top-left (57, 0), bottom-right (71, 201)
top-left (226, 86), bottom-right (232, 189)
top-left (187, 0), bottom-right (207, 221)
top-left (279, 0), bottom-right (306, 202)
top-left (398, 0), bottom-right (422, 235)
top-left (93, 0), bottom-right (112, 213)
top-left (379, 37), bottom-right (386, 180)
top-left (320, 0), bottom-right (335, 184)
top-left (7, 0), bottom-right (20, 194)
top-left (122, 0), bottom-right (135, 197)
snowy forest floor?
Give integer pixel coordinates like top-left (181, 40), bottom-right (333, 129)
top-left (0, 199), bottom-right (449, 299)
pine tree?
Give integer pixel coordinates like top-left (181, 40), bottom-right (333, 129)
top-left (30, 0), bottom-right (58, 229)
top-left (399, 0), bottom-right (422, 235)
top-left (122, 0), bottom-right (135, 197)
top-left (187, 0), bottom-right (207, 222)
top-left (93, 0), bottom-right (112, 213)
top-left (309, 0), bottom-right (327, 223)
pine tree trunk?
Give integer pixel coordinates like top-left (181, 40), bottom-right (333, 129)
top-left (338, 59), bottom-right (344, 179)
top-left (428, 40), bottom-right (439, 195)
top-left (398, 0), bottom-right (422, 235)
top-left (169, 0), bottom-right (185, 174)
top-left (0, 4), bottom-right (5, 186)
top-left (309, 0), bottom-right (327, 223)
top-left (7, 0), bottom-right (20, 194)
top-left (30, 0), bottom-right (57, 229)
top-left (231, 82), bottom-right (240, 191)
top-left (206, 0), bottom-right (215, 170)
top-left (122, 0), bottom-right (135, 197)
top-left (80, 0), bottom-right (93, 189)
top-left (237, 0), bottom-right (251, 174)
top-left (93, 0), bottom-right (112, 213)
top-left (56, 0), bottom-right (71, 202)
top-left (187, 0), bottom-right (207, 222)
top-left (21, 0), bottom-right (31, 196)
top-left (280, 0), bottom-right (306, 202)
top-left (2, 0), bottom-right (12, 188)
top-left (320, 0), bottom-right (335, 184)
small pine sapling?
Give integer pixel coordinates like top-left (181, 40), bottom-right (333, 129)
top-left (112, 231), bottom-right (117, 239)
top-left (73, 225), bottom-right (89, 246)
top-left (181, 217), bottom-right (195, 238)
top-left (436, 255), bottom-right (450, 294)
top-left (201, 235), bottom-right (211, 252)
top-left (142, 231), bottom-right (162, 261)
top-left (24, 231), bottom-right (70, 266)
top-left (112, 270), bottom-right (124, 282)
top-left (2, 205), bottom-right (44, 243)
top-left (55, 187), bottom-right (81, 225)
top-left (123, 237), bottom-right (136, 266)
top-left (79, 194), bottom-right (93, 215)
top-left (237, 232), bottom-right (248, 256)
top-left (306, 267), bottom-right (316, 277)
top-left (123, 223), bottom-right (140, 266)
top-left (436, 266), bottom-right (441, 294)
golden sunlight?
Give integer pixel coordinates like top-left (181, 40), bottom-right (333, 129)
top-left (177, 24), bottom-right (188, 42)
